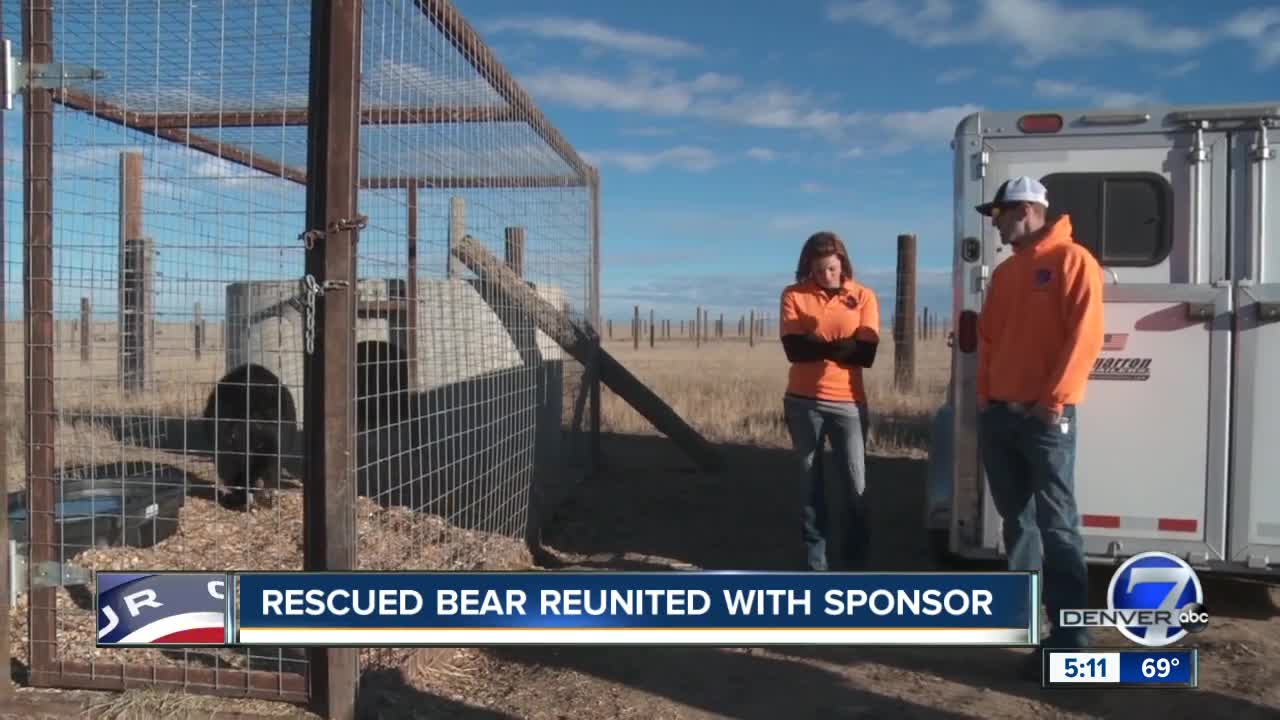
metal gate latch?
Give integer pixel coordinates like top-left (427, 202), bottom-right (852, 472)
top-left (298, 215), bottom-right (368, 250)
top-left (1, 39), bottom-right (105, 110)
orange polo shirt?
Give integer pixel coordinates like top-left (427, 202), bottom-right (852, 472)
top-left (779, 277), bottom-right (880, 403)
top-left (977, 213), bottom-right (1105, 414)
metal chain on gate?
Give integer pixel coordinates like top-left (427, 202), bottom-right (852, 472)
top-left (301, 274), bottom-right (350, 355)
top-left (297, 214), bottom-right (366, 355)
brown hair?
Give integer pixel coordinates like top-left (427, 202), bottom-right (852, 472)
top-left (795, 231), bottom-right (854, 283)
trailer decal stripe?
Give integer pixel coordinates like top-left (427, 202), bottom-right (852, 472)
top-left (1080, 515), bottom-right (1199, 533)
top-left (1082, 514), bottom-right (1121, 528)
top-left (1157, 518), bottom-right (1198, 533)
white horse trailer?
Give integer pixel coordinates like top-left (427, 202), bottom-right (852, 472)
top-left (925, 102), bottom-right (1280, 578)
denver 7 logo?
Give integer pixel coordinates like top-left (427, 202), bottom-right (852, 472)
top-left (1107, 552), bottom-right (1206, 647)
top-left (97, 572), bottom-right (228, 646)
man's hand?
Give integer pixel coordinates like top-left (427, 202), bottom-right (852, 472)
top-left (1030, 403), bottom-right (1061, 426)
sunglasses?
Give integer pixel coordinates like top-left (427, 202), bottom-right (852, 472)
top-left (989, 203), bottom-right (1018, 219)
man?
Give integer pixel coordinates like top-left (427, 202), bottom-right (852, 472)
top-left (974, 176), bottom-right (1105, 681)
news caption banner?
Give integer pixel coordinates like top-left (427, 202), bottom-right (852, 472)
top-left (1043, 649), bottom-right (1199, 689)
top-left (97, 571), bottom-right (1040, 647)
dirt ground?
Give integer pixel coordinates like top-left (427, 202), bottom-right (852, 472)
top-left (413, 432), bottom-right (1278, 720)
top-left (8, 431), bottom-right (1280, 719)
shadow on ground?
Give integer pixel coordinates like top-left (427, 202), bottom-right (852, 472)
top-left (358, 667), bottom-right (518, 720)
top-left (542, 431), bottom-right (935, 573)
top-left (487, 645), bottom-right (981, 719)
top-left (523, 430), bottom-right (1280, 720)
top-left (771, 643), bottom-right (1280, 720)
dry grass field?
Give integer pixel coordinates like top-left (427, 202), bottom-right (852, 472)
top-left (596, 334), bottom-right (951, 457)
top-left (6, 328), bottom-right (1280, 720)
top-left (1, 319), bottom-right (229, 493)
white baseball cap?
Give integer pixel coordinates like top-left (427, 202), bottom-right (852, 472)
top-left (975, 176), bottom-right (1049, 216)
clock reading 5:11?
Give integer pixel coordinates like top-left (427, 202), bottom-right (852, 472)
top-left (1064, 657), bottom-right (1106, 678)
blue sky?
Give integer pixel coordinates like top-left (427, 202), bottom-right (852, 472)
top-left (456, 0), bottom-right (1280, 325)
top-left (1, 1), bottom-right (1277, 331)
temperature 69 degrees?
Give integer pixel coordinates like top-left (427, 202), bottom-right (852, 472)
top-left (1045, 649), bottom-right (1198, 688)
top-left (1142, 656), bottom-right (1181, 679)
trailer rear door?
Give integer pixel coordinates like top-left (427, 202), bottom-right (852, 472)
top-left (1229, 124), bottom-right (1280, 571)
top-left (982, 127), bottom-right (1231, 564)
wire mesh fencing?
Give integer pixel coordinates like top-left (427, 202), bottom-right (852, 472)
top-left (349, 0), bottom-right (599, 686)
top-left (2, 0), bottom-right (600, 710)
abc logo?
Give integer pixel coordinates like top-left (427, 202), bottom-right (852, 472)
top-left (1108, 551), bottom-right (1206, 647)
top-left (1178, 602), bottom-right (1210, 634)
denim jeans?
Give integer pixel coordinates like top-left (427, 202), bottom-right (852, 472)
top-left (979, 401), bottom-right (1090, 648)
top-left (783, 394), bottom-right (869, 572)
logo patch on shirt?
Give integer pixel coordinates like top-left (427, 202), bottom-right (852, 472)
top-left (843, 295), bottom-right (858, 309)
top-left (1034, 268), bottom-right (1053, 288)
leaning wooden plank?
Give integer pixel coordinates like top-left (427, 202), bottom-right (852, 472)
top-left (452, 235), bottom-right (725, 472)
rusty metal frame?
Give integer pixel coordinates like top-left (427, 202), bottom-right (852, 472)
top-left (23, 0), bottom-right (58, 691)
top-left (0, 0), bottom-right (8, 701)
top-left (16, 0), bottom-right (599, 715)
top-left (36, 0), bottom-right (598, 190)
top-left (113, 105), bottom-right (522, 128)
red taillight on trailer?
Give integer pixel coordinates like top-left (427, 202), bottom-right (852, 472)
top-left (957, 310), bottom-right (978, 353)
top-left (1018, 113), bottom-right (1063, 133)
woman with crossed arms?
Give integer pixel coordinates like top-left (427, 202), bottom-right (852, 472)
top-left (779, 231), bottom-right (881, 572)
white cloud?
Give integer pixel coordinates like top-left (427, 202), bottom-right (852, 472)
top-left (484, 16), bottom-right (702, 58)
top-left (583, 145), bottom-right (719, 173)
top-left (881, 104), bottom-right (982, 145)
top-left (362, 60), bottom-right (501, 105)
top-left (842, 146), bottom-right (866, 158)
top-left (747, 147), bottom-right (778, 161)
top-left (519, 67), bottom-right (862, 133)
top-left (1033, 79), bottom-right (1163, 108)
top-left (800, 182), bottom-right (828, 193)
top-left (693, 86), bottom-right (863, 133)
top-left (520, 69), bottom-right (698, 114)
top-left (827, 0), bottom-right (1211, 66)
top-left (1223, 8), bottom-right (1280, 69)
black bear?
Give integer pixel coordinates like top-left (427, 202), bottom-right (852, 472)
top-left (201, 363), bottom-right (298, 510)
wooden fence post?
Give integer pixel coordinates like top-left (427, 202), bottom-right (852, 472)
top-left (633, 305), bottom-right (640, 350)
top-left (894, 233), bottom-right (917, 390)
top-left (118, 151), bottom-right (151, 392)
top-left (80, 297), bottom-right (90, 362)
top-left (193, 301), bottom-right (202, 360)
top-left (406, 181), bottom-right (419, 388)
top-left (448, 197), bottom-right (465, 278)
top-left (303, 0), bottom-right (362, 714)
top-left (696, 306), bottom-right (701, 348)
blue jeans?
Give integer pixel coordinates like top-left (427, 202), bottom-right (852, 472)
top-left (979, 401), bottom-right (1090, 648)
top-left (783, 394), bottom-right (869, 572)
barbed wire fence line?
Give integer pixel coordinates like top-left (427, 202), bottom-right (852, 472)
top-left (1, 0), bottom-right (600, 716)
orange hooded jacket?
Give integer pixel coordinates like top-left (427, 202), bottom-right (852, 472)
top-left (977, 214), bottom-right (1105, 414)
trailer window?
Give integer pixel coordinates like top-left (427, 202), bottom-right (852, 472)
top-left (1040, 172), bottom-right (1172, 267)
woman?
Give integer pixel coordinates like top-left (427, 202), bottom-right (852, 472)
top-left (779, 231), bottom-right (880, 571)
